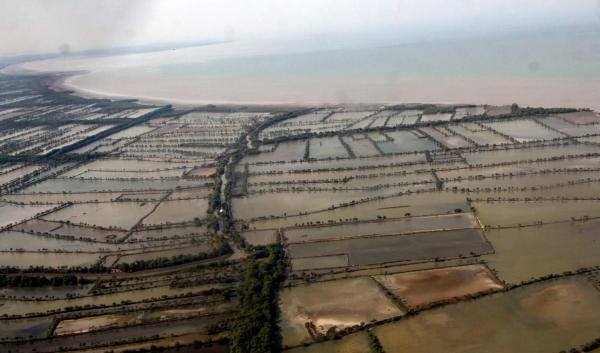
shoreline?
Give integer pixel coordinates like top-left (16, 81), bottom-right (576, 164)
top-left (52, 71), bottom-right (312, 111)
top-left (57, 71), bottom-right (600, 111)
top-left (6, 62), bottom-right (600, 112)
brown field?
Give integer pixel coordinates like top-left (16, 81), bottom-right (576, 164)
top-left (374, 264), bottom-right (503, 307)
top-left (279, 277), bottom-right (404, 347)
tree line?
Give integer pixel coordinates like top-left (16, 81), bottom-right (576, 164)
top-left (229, 245), bottom-right (286, 353)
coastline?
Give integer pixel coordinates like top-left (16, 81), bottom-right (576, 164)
top-left (5, 59), bottom-right (599, 112)
top-left (56, 70), bottom-right (600, 111)
top-left (54, 71), bottom-right (312, 111)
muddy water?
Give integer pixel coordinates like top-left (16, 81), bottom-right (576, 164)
top-left (474, 200), bottom-right (600, 227)
top-left (484, 119), bottom-right (563, 142)
top-left (247, 190), bottom-right (467, 230)
top-left (482, 221), bottom-right (600, 284)
top-left (279, 276), bottom-right (403, 347)
top-left (375, 264), bottom-right (503, 307)
top-left (0, 284), bottom-right (220, 316)
top-left (283, 213), bottom-right (479, 243)
top-left (374, 276), bottom-right (600, 353)
top-left (288, 228), bottom-right (492, 269)
top-left (42, 202), bottom-right (157, 230)
top-left (286, 331), bottom-right (371, 352)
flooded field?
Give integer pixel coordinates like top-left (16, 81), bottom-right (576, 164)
top-left (0, 283), bottom-right (220, 316)
top-left (22, 178), bottom-right (209, 193)
top-left (448, 123), bottom-right (512, 145)
top-left (0, 317), bottom-right (52, 340)
top-left (556, 111), bottom-right (600, 125)
top-left (242, 152), bottom-right (426, 174)
top-left (0, 165), bottom-right (42, 186)
top-left (445, 170), bottom-right (600, 192)
top-left (245, 191), bottom-right (468, 230)
top-left (473, 200), bottom-right (600, 227)
top-left (374, 264), bottom-right (503, 307)
top-left (482, 221), bottom-right (600, 284)
top-left (113, 243), bottom-right (214, 265)
top-left (342, 135), bottom-right (380, 157)
top-left (0, 230), bottom-right (117, 252)
top-left (420, 127), bottom-right (473, 149)
top-left (420, 112), bottom-right (453, 122)
top-left (242, 140), bottom-right (306, 163)
top-left (0, 251), bottom-right (101, 268)
top-left (2, 192), bottom-right (122, 204)
top-left (285, 331), bottom-right (371, 353)
top-left (141, 199), bottom-right (208, 226)
top-left (241, 229), bottom-right (278, 245)
top-left (0, 202), bottom-right (53, 228)
top-left (373, 277), bottom-right (600, 353)
top-left (484, 119), bottom-right (564, 142)
top-left (128, 225), bottom-right (208, 241)
top-left (279, 277), bottom-right (403, 347)
top-left (438, 155), bottom-right (600, 180)
top-left (233, 189), bottom-right (406, 220)
top-left (42, 202), bottom-right (156, 230)
top-left (291, 254), bottom-right (350, 271)
top-left (54, 301), bottom-right (233, 336)
top-left (0, 75), bottom-right (598, 352)
top-left (463, 143), bottom-right (600, 165)
top-left (283, 213), bottom-right (479, 243)
top-left (377, 131), bottom-right (439, 154)
top-left (309, 136), bottom-right (349, 159)
top-left (288, 228), bottom-right (492, 270)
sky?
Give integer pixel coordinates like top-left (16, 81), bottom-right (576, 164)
top-left (1, 0), bottom-right (600, 56)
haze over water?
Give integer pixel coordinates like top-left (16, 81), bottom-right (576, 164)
top-left (7, 27), bottom-right (600, 109)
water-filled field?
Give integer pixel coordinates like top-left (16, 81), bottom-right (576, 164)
top-left (447, 123), bottom-right (513, 145)
top-left (0, 251), bottom-right (101, 268)
top-left (243, 153), bottom-right (426, 173)
top-left (22, 178), bottom-right (209, 193)
top-left (283, 213), bottom-right (479, 243)
top-left (377, 131), bottom-right (439, 154)
top-left (2, 192), bottom-right (122, 204)
top-left (288, 228), bottom-right (492, 270)
top-left (556, 111), bottom-right (600, 125)
top-left (482, 221), bottom-right (600, 284)
top-left (484, 119), bottom-right (564, 142)
top-left (241, 229), bottom-right (278, 246)
top-left (285, 331), bottom-right (371, 353)
top-left (342, 135), bottom-right (380, 157)
top-left (374, 264), bottom-right (503, 307)
top-left (279, 277), bottom-right (403, 347)
top-left (1, 72), bottom-right (599, 352)
top-left (241, 140), bottom-right (306, 163)
top-left (0, 317), bottom-right (52, 340)
top-left (0, 202), bottom-right (53, 228)
top-left (113, 243), bottom-right (214, 265)
top-left (445, 170), bottom-right (600, 192)
top-left (462, 144), bottom-right (600, 165)
top-left (141, 198), bottom-right (208, 226)
top-left (309, 136), bottom-right (349, 159)
top-left (0, 283), bottom-right (221, 316)
top-left (128, 225), bottom-right (208, 241)
top-left (420, 127), bottom-right (473, 149)
top-left (246, 191), bottom-right (469, 230)
top-left (420, 112), bottom-right (453, 122)
top-left (54, 301), bottom-right (233, 336)
top-left (233, 188), bottom-right (408, 220)
top-left (473, 200), bottom-right (600, 227)
top-left (373, 276), bottom-right (600, 353)
top-left (42, 202), bottom-right (156, 230)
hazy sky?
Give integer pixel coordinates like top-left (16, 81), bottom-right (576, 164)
top-left (1, 0), bottom-right (599, 56)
